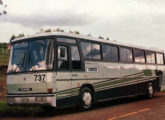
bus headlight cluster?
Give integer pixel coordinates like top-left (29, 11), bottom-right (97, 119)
top-left (7, 97), bottom-right (15, 103)
top-left (35, 97), bottom-right (47, 102)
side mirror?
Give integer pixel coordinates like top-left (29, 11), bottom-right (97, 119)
top-left (60, 47), bottom-right (66, 58)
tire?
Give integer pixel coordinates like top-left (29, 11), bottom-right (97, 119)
top-left (146, 82), bottom-right (154, 98)
top-left (79, 87), bottom-right (93, 110)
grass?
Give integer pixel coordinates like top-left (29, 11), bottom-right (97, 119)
top-left (162, 89), bottom-right (165, 92)
top-left (0, 100), bottom-right (42, 116)
top-left (0, 54), bottom-right (9, 65)
top-left (0, 47), bottom-right (10, 65)
top-left (0, 69), bottom-right (43, 116)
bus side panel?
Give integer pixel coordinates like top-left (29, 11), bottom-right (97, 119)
top-left (103, 62), bottom-right (120, 78)
top-left (156, 65), bottom-right (165, 90)
top-left (120, 63), bottom-right (136, 77)
top-left (95, 81), bottom-right (147, 101)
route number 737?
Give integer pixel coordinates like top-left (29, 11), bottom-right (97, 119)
top-left (34, 74), bottom-right (46, 82)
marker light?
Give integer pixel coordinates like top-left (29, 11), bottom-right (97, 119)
top-left (47, 88), bottom-right (53, 93)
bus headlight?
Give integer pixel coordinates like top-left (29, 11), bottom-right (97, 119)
top-left (47, 88), bottom-right (53, 93)
top-left (7, 97), bottom-right (15, 103)
top-left (35, 97), bottom-right (47, 102)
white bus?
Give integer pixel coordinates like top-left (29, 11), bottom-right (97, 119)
top-left (6, 32), bottom-right (165, 110)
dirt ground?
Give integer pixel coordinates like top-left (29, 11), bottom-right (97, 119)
top-left (0, 68), bottom-right (7, 100)
top-left (0, 92), bottom-right (164, 120)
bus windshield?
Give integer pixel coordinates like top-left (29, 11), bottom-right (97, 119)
top-left (8, 39), bottom-right (54, 73)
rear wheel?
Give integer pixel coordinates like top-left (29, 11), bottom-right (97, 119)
top-left (80, 87), bottom-right (93, 110)
top-left (146, 82), bottom-right (154, 98)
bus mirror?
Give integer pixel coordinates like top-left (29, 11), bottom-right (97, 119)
top-left (60, 47), bottom-right (65, 58)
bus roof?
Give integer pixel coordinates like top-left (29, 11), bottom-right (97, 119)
top-left (12, 32), bottom-right (164, 53)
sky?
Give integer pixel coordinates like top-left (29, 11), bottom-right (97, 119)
top-left (0, 0), bottom-right (165, 50)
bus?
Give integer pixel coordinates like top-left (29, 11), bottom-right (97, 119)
top-left (6, 32), bottom-right (165, 110)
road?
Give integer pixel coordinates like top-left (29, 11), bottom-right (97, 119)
top-left (1, 92), bottom-right (165, 120)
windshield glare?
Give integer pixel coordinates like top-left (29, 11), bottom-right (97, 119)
top-left (8, 39), bottom-right (54, 73)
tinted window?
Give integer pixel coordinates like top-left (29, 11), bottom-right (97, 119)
top-left (12, 42), bottom-right (28, 66)
top-left (120, 47), bottom-right (133, 62)
top-left (120, 47), bottom-right (127, 62)
top-left (71, 46), bottom-right (82, 69)
top-left (8, 42), bottom-right (28, 72)
top-left (156, 53), bottom-right (164, 64)
top-left (92, 43), bottom-right (101, 60)
top-left (80, 42), bottom-right (92, 59)
top-left (81, 41), bottom-right (101, 60)
top-left (57, 38), bottom-right (76, 44)
top-left (28, 40), bottom-right (54, 71)
top-left (146, 51), bottom-right (155, 64)
top-left (103, 44), bottom-right (118, 61)
top-left (126, 48), bottom-right (133, 62)
top-left (58, 46), bottom-right (69, 69)
top-left (134, 49), bottom-right (145, 63)
top-left (8, 40), bottom-right (54, 73)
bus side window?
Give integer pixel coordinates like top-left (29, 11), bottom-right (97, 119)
top-left (146, 51), bottom-right (155, 64)
top-left (58, 46), bottom-right (69, 69)
top-left (156, 53), bottom-right (164, 64)
top-left (71, 46), bottom-right (82, 69)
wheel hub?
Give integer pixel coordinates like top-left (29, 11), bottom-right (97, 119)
top-left (83, 92), bottom-right (92, 105)
top-left (149, 85), bottom-right (153, 96)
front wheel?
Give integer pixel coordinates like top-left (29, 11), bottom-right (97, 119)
top-left (80, 87), bottom-right (93, 110)
top-left (146, 82), bottom-right (154, 98)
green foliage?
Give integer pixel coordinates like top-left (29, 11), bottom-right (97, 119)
top-left (0, 100), bottom-right (42, 114)
top-left (0, 43), bottom-right (10, 65)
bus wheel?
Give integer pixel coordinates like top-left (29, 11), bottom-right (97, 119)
top-left (146, 82), bottom-right (154, 98)
top-left (80, 87), bottom-right (93, 110)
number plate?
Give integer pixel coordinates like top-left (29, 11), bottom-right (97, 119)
top-left (34, 74), bottom-right (46, 83)
top-left (22, 98), bottom-right (28, 103)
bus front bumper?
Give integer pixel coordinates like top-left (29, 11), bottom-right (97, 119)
top-left (6, 94), bottom-right (56, 107)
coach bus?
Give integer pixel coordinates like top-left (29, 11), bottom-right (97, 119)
top-left (6, 32), bottom-right (165, 110)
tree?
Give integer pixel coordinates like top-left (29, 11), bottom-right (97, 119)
top-left (98, 36), bottom-right (104, 39)
top-left (10, 34), bottom-right (16, 42)
top-left (44, 29), bottom-right (51, 32)
top-left (0, 0), bottom-right (7, 16)
top-left (18, 33), bottom-right (25, 38)
top-left (106, 37), bottom-right (110, 40)
top-left (74, 30), bottom-right (80, 34)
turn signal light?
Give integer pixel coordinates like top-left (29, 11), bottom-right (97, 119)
top-left (47, 88), bottom-right (53, 93)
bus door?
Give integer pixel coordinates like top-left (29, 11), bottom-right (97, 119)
top-left (56, 44), bottom-right (72, 98)
top-left (70, 45), bottom-right (84, 92)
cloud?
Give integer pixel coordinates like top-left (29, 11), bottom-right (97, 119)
top-left (0, 11), bottom-right (96, 27)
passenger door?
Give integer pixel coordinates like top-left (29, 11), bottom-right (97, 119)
top-left (56, 44), bottom-right (72, 99)
top-left (70, 45), bottom-right (84, 93)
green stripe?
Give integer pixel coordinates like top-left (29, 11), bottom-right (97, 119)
top-left (57, 88), bottom-right (80, 98)
top-left (143, 69), bottom-right (152, 76)
top-left (56, 70), bottom-right (156, 98)
top-left (96, 77), bottom-right (156, 91)
top-left (94, 77), bottom-right (142, 88)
